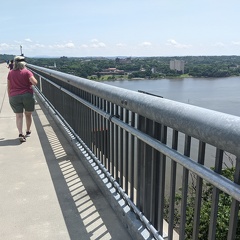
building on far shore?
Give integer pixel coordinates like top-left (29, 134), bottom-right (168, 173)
top-left (170, 59), bottom-right (185, 73)
top-left (99, 67), bottom-right (125, 75)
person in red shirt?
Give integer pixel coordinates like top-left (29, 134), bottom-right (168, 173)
top-left (7, 56), bottom-right (38, 142)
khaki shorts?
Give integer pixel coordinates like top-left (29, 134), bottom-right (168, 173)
top-left (9, 93), bottom-right (35, 113)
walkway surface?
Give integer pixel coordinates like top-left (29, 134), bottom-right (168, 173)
top-left (0, 62), bottom-right (133, 240)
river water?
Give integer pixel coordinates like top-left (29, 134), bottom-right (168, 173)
top-left (104, 76), bottom-right (240, 117)
top-left (104, 76), bottom-right (240, 191)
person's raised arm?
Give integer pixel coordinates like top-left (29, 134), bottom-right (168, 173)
top-left (29, 76), bottom-right (38, 86)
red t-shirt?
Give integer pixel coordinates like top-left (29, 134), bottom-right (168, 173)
top-left (8, 68), bottom-right (34, 97)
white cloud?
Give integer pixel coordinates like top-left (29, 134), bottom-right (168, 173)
top-left (139, 41), bottom-right (152, 47)
top-left (49, 42), bottom-right (75, 49)
top-left (166, 39), bottom-right (191, 49)
top-left (213, 42), bottom-right (225, 47)
top-left (91, 43), bottom-right (106, 48)
top-left (90, 39), bottom-right (106, 48)
top-left (97, 42), bottom-right (106, 47)
top-left (27, 44), bottom-right (45, 50)
top-left (25, 38), bottom-right (32, 42)
top-left (34, 43), bottom-right (45, 48)
top-left (232, 41), bottom-right (240, 45)
top-left (116, 43), bottom-right (126, 47)
top-left (0, 43), bottom-right (18, 52)
top-left (65, 42), bottom-right (75, 48)
top-left (91, 39), bottom-right (99, 43)
top-left (0, 43), bottom-right (10, 48)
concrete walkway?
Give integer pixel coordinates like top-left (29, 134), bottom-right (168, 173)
top-left (0, 63), bottom-right (133, 240)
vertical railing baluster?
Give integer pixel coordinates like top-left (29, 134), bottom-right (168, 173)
top-left (193, 141), bottom-right (206, 239)
top-left (106, 101), bottom-right (111, 172)
top-left (88, 93), bottom-right (92, 146)
top-left (124, 109), bottom-right (129, 194)
top-left (103, 99), bottom-right (107, 168)
top-left (114, 105), bottom-right (119, 182)
top-left (119, 107), bottom-right (124, 187)
top-left (95, 96), bottom-right (98, 158)
top-left (227, 157), bottom-right (240, 240)
top-left (87, 93), bottom-right (92, 147)
top-left (99, 98), bottom-right (104, 164)
top-left (144, 118), bottom-right (154, 219)
top-left (90, 95), bottom-right (93, 153)
top-left (179, 135), bottom-right (191, 240)
top-left (94, 96), bottom-right (98, 157)
top-left (109, 102), bottom-right (114, 176)
top-left (158, 124), bottom-right (167, 235)
top-left (168, 129), bottom-right (179, 240)
top-left (98, 97), bottom-right (102, 160)
top-left (208, 148), bottom-right (223, 240)
top-left (150, 121), bottom-right (157, 224)
top-left (39, 76), bottom-right (42, 92)
top-left (137, 115), bottom-right (145, 211)
top-left (79, 97), bottom-right (82, 140)
top-left (129, 111), bottom-right (135, 202)
top-left (153, 122), bottom-right (161, 227)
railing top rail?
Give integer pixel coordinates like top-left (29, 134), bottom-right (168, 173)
top-left (28, 64), bottom-right (240, 157)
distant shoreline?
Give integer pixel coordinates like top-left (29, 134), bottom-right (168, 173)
top-left (93, 74), bottom-right (240, 82)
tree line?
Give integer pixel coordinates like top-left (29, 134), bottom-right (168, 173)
top-left (2, 54), bottom-right (240, 79)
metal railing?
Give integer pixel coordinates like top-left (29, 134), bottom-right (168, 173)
top-left (28, 64), bottom-right (240, 240)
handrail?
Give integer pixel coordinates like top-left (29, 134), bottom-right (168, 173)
top-left (28, 64), bottom-right (240, 240)
top-left (28, 64), bottom-right (240, 157)
top-left (33, 75), bottom-right (240, 200)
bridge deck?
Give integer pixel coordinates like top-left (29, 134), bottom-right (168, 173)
top-left (0, 63), bottom-right (132, 240)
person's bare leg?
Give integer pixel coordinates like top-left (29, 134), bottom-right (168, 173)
top-left (16, 113), bottom-right (24, 135)
top-left (25, 111), bottom-right (32, 133)
top-left (16, 113), bottom-right (26, 142)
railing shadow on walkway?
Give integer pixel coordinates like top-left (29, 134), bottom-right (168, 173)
top-left (33, 99), bottom-right (133, 240)
top-left (0, 138), bottom-right (21, 146)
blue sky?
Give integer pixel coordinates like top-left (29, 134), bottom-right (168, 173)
top-left (1, 0), bottom-right (240, 57)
